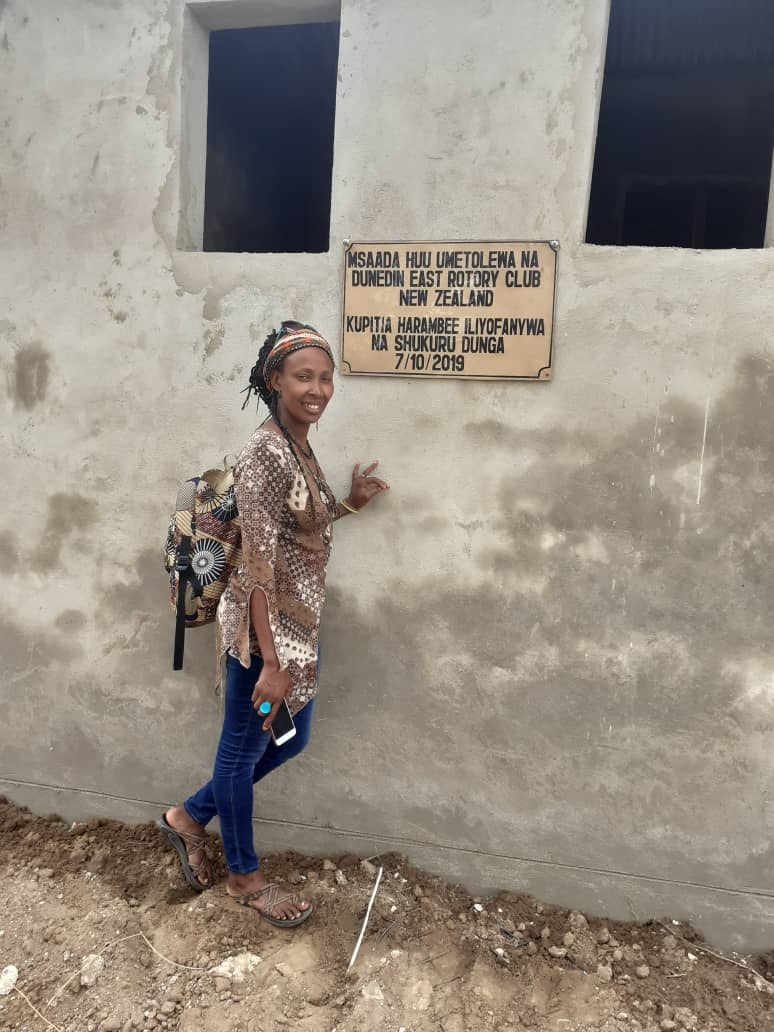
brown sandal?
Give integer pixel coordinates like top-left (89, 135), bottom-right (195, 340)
top-left (155, 815), bottom-right (213, 892)
top-left (226, 882), bottom-right (314, 928)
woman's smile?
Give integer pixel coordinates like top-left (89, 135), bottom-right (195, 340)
top-left (272, 348), bottom-right (335, 436)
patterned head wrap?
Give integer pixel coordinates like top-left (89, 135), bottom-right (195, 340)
top-left (262, 324), bottom-right (334, 387)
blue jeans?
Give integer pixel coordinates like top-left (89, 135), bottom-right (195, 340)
top-left (184, 654), bottom-right (314, 874)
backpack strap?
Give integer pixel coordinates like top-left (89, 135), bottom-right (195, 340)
top-left (173, 534), bottom-right (193, 671)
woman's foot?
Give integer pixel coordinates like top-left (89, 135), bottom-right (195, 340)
top-left (226, 870), bottom-right (313, 927)
top-left (157, 806), bottom-right (212, 890)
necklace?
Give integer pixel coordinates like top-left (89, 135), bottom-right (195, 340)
top-left (286, 429), bottom-right (314, 459)
top-left (275, 419), bottom-right (336, 514)
top-left (275, 417), bottom-right (314, 459)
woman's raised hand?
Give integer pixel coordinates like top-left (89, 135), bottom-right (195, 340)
top-left (347, 461), bottom-right (390, 511)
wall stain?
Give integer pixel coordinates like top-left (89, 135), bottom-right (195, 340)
top-left (5, 548), bottom-right (213, 798)
top-left (32, 493), bottom-right (98, 571)
top-left (203, 325), bottom-right (224, 357)
top-left (95, 547), bottom-right (214, 688)
top-left (0, 530), bottom-right (20, 572)
top-left (0, 614), bottom-right (81, 678)
top-left (9, 342), bottom-right (51, 409)
top-left (202, 290), bottom-right (222, 321)
top-left (103, 613), bottom-right (152, 655)
top-left (0, 610), bottom-right (86, 785)
top-left (99, 278), bottom-right (130, 324)
top-left (317, 353), bottom-right (774, 886)
top-left (55, 609), bottom-right (87, 631)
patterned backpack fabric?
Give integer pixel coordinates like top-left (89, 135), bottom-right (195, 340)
top-left (164, 464), bottom-right (242, 670)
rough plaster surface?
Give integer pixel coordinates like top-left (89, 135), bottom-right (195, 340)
top-left (1, 0), bottom-right (774, 949)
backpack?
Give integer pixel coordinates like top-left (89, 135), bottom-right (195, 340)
top-left (164, 462), bottom-right (242, 670)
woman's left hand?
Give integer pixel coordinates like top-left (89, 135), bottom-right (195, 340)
top-left (346, 461), bottom-right (389, 511)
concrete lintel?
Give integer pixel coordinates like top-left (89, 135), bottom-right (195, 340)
top-left (188, 0), bottom-right (340, 31)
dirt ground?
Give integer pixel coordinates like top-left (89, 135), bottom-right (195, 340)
top-left (1, 798), bottom-right (773, 1032)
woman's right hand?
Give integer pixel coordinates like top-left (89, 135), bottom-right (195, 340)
top-left (252, 664), bottom-right (292, 731)
top-left (346, 461), bottom-right (390, 511)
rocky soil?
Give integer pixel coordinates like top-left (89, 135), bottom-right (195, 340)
top-left (1, 797), bottom-right (773, 1032)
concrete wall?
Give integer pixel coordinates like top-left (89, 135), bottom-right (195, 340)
top-left (2, 0), bottom-right (774, 950)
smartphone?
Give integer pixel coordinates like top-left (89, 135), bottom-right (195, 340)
top-left (270, 698), bottom-right (297, 746)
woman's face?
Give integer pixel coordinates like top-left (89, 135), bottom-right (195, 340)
top-left (272, 347), bottom-right (335, 431)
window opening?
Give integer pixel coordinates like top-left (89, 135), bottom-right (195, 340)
top-left (202, 20), bottom-right (340, 253)
top-left (586, 0), bottom-right (774, 248)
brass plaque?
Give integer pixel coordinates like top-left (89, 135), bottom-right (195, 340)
top-left (341, 240), bottom-right (557, 380)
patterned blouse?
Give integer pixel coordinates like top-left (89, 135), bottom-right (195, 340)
top-left (216, 427), bottom-right (344, 713)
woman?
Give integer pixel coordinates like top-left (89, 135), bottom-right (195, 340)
top-left (157, 321), bottom-right (388, 927)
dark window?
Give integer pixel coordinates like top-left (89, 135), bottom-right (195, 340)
top-left (586, 0), bottom-right (774, 248)
top-left (203, 21), bottom-right (340, 253)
